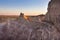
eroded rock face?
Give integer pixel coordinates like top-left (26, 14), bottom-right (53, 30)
top-left (45, 0), bottom-right (60, 24)
top-left (0, 20), bottom-right (60, 40)
top-left (0, 13), bottom-right (60, 40)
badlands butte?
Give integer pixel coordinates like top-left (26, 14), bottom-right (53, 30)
top-left (0, 0), bottom-right (60, 40)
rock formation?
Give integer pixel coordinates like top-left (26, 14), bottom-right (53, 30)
top-left (0, 18), bottom-right (60, 40)
top-left (45, 0), bottom-right (60, 33)
top-left (45, 0), bottom-right (60, 24)
top-left (25, 14), bottom-right (45, 22)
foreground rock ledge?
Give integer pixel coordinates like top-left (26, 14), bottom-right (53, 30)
top-left (0, 17), bottom-right (60, 40)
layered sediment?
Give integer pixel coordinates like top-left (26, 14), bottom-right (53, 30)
top-left (45, 0), bottom-right (60, 24)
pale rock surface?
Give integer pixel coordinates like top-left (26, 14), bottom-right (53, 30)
top-left (45, 0), bottom-right (60, 24)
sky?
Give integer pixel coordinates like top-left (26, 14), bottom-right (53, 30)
top-left (0, 0), bottom-right (50, 15)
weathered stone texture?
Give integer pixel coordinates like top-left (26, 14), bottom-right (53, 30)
top-left (0, 18), bottom-right (60, 40)
top-left (45, 0), bottom-right (60, 24)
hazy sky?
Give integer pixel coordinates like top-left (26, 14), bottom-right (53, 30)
top-left (0, 0), bottom-right (50, 15)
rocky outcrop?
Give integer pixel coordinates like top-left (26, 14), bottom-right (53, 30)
top-left (0, 18), bottom-right (60, 40)
top-left (45, 0), bottom-right (60, 24)
top-left (26, 15), bottom-right (45, 22)
top-left (0, 12), bottom-right (60, 40)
